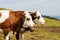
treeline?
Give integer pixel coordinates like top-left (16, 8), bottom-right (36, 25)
top-left (42, 15), bottom-right (60, 20)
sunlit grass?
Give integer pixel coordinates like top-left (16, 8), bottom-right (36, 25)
top-left (44, 18), bottom-right (60, 26)
top-left (25, 27), bottom-right (60, 40)
top-left (0, 27), bottom-right (60, 40)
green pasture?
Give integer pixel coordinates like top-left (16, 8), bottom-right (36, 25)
top-left (44, 18), bottom-right (60, 26)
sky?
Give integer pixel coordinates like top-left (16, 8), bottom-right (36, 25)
top-left (0, 0), bottom-right (60, 16)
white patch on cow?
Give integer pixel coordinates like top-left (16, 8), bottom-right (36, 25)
top-left (23, 11), bottom-right (34, 28)
top-left (39, 17), bottom-right (45, 24)
top-left (5, 31), bottom-right (12, 40)
top-left (35, 9), bottom-right (45, 24)
top-left (0, 10), bottom-right (9, 23)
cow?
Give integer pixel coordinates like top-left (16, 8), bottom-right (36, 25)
top-left (0, 10), bottom-right (35, 40)
top-left (19, 10), bottom-right (45, 40)
top-left (29, 9), bottom-right (45, 24)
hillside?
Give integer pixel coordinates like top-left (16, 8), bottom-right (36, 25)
top-left (44, 18), bottom-right (60, 26)
top-left (0, 8), bottom-right (12, 10)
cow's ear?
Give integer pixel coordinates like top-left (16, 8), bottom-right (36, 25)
top-left (35, 9), bottom-right (41, 15)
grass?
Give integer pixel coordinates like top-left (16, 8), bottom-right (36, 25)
top-left (25, 26), bottom-right (60, 40)
top-left (0, 26), bottom-right (60, 40)
top-left (43, 18), bottom-right (60, 26)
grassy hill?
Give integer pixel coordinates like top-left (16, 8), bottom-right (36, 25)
top-left (44, 18), bottom-right (60, 26)
top-left (0, 8), bottom-right (12, 10)
top-left (0, 8), bottom-right (9, 10)
top-left (0, 26), bottom-right (60, 40)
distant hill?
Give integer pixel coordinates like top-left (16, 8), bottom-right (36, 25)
top-left (0, 8), bottom-right (11, 10)
top-left (42, 15), bottom-right (60, 20)
top-left (41, 15), bottom-right (60, 26)
top-left (43, 18), bottom-right (60, 26)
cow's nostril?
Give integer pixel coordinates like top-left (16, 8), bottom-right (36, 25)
top-left (26, 18), bottom-right (30, 21)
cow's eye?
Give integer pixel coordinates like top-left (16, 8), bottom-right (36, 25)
top-left (37, 16), bottom-right (40, 19)
top-left (26, 18), bottom-right (30, 21)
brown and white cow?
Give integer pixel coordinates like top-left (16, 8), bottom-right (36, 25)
top-left (29, 9), bottom-right (45, 24)
top-left (0, 10), bottom-right (34, 40)
top-left (19, 10), bottom-right (45, 40)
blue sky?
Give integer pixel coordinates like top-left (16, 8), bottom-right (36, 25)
top-left (0, 0), bottom-right (60, 16)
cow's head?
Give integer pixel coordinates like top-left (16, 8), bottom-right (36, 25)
top-left (30, 10), bottom-right (45, 25)
top-left (23, 11), bottom-right (35, 28)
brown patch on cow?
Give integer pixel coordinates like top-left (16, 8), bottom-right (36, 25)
top-left (0, 12), bottom-right (2, 17)
top-left (29, 12), bottom-right (41, 21)
top-left (29, 12), bottom-right (36, 21)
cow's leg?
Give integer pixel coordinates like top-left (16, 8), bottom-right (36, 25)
top-left (4, 29), bottom-right (11, 40)
top-left (21, 33), bottom-right (25, 40)
top-left (16, 31), bottom-right (20, 40)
